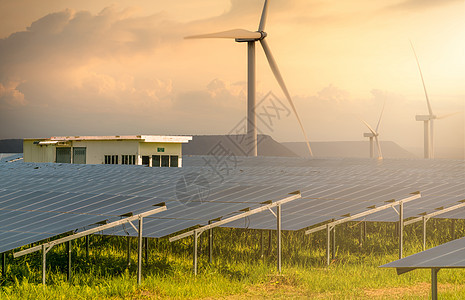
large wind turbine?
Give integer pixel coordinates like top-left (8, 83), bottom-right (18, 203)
top-left (186, 0), bottom-right (312, 157)
top-left (362, 102), bottom-right (385, 159)
top-left (410, 41), bottom-right (458, 159)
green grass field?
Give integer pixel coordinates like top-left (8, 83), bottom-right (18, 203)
top-left (1, 219), bottom-right (464, 299)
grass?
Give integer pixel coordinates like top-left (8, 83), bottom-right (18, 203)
top-left (1, 219), bottom-right (464, 299)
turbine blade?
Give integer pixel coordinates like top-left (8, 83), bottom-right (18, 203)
top-left (375, 136), bottom-right (383, 159)
top-left (410, 40), bottom-right (433, 116)
top-left (375, 100), bottom-right (386, 133)
top-left (362, 120), bottom-right (377, 135)
top-left (185, 29), bottom-right (261, 40)
top-left (437, 111), bottom-right (462, 119)
top-left (259, 39), bottom-right (313, 157)
top-left (258, 0), bottom-right (269, 32)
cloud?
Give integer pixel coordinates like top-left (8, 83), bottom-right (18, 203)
top-left (384, 0), bottom-right (463, 12)
top-left (0, 80), bottom-right (25, 108)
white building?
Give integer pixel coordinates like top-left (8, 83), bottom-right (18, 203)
top-left (23, 135), bottom-right (192, 167)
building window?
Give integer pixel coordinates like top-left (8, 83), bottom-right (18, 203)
top-left (152, 155), bottom-right (161, 167)
top-left (170, 155), bottom-right (178, 167)
top-left (141, 156), bottom-right (149, 166)
top-left (122, 155), bottom-right (136, 165)
top-left (73, 147), bottom-right (86, 164)
top-left (56, 147), bottom-right (71, 163)
top-left (161, 155), bottom-right (170, 167)
top-left (104, 155), bottom-right (118, 164)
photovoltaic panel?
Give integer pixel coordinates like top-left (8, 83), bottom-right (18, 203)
top-left (0, 155), bottom-right (464, 248)
top-left (381, 237), bottom-right (465, 271)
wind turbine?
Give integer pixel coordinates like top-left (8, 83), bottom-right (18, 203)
top-left (410, 41), bottom-right (458, 159)
top-left (362, 102), bottom-right (385, 159)
top-left (186, 0), bottom-right (312, 157)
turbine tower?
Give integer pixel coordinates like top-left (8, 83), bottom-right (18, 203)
top-left (362, 102), bottom-right (385, 159)
top-left (411, 41), bottom-right (458, 159)
top-left (186, 0), bottom-right (312, 157)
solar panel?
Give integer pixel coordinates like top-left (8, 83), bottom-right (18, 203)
top-left (380, 237), bottom-right (465, 271)
top-left (1, 155), bottom-right (464, 250)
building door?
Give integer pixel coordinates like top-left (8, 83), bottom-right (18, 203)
top-left (161, 155), bottom-right (170, 167)
top-left (56, 147), bottom-right (71, 163)
top-left (142, 156), bottom-right (150, 166)
top-left (73, 147), bottom-right (86, 164)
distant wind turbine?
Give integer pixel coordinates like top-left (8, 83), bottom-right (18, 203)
top-left (362, 101), bottom-right (385, 159)
top-left (186, 0), bottom-right (312, 157)
top-left (410, 41), bottom-right (458, 159)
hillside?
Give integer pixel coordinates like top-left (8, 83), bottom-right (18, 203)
top-left (183, 135), bottom-right (298, 157)
top-left (0, 139), bottom-right (22, 153)
top-left (283, 141), bottom-right (417, 159)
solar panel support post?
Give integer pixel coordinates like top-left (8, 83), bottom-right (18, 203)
top-left (267, 230), bottom-right (272, 256)
top-left (67, 240), bottom-right (72, 282)
top-left (144, 237), bottom-right (148, 265)
top-left (260, 230), bottom-right (264, 258)
top-left (42, 244), bottom-right (46, 285)
top-left (208, 220), bottom-right (213, 264)
top-left (332, 225), bottom-right (336, 261)
top-left (399, 201), bottom-right (404, 259)
top-left (431, 268), bottom-right (440, 300)
top-left (137, 216), bottom-right (143, 285)
top-left (326, 224), bottom-right (331, 266)
top-left (452, 219), bottom-right (456, 240)
top-left (193, 229), bottom-right (198, 275)
top-left (277, 204), bottom-right (282, 273)
top-left (85, 235), bottom-right (89, 259)
top-left (127, 236), bottom-right (131, 267)
top-left (1, 252), bottom-right (5, 277)
top-left (422, 216), bottom-right (428, 251)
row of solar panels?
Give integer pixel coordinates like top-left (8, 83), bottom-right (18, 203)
top-left (0, 155), bottom-right (464, 253)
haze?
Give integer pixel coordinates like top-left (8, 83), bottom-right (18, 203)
top-left (0, 0), bottom-right (463, 155)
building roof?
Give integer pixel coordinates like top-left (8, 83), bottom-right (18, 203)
top-left (24, 135), bottom-right (193, 143)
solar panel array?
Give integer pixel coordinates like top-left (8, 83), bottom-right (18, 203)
top-left (381, 237), bottom-right (465, 271)
top-left (0, 155), bottom-right (464, 250)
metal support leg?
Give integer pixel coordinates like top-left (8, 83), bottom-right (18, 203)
top-left (260, 230), bottom-right (264, 258)
top-left (144, 237), bottom-right (148, 265)
top-left (1, 252), bottom-right (5, 277)
top-left (452, 219), bottom-right (456, 240)
top-left (277, 204), bottom-right (282, 273)
top-left (359, 222), bottom-right (363, 248)
top-left (137, 216), bottom-right (143, 285)
top-left (67, 240), bottom-right (72, 282)
top-left (326, 224), bottom-right (330, 266)
top-left (423, 216), bottom-right (427, 251)
top-left (127, 236), bottom-right (131, 267)
top-left (332, 225), bottom-right (336, 260)
top-left (42, 244), bottom-right (46, 285)
top-left (86, 235), bottom-right (89, 259)
top-left (193, 229), bottom-right (198, 275)
top-left (208, 220), bottom-right (213, 264)
top-left (267, 230), bottom-right (272, 256)
top-left (363, 221), bottom-right (367, 242)
top-left (431, 268), bottom-right (440, 300)
top-left (399, 202), bottom-right (404, 259)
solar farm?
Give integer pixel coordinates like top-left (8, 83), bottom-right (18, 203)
top-left (0, 154), bottom-right (464, 298)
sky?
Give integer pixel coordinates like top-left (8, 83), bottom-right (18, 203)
top-left (0, 0), bottom-right (463, 154)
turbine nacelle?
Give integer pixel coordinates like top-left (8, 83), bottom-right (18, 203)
top-left (235, 31), bottom-right (267, 43)
top-left (364, 132), bottom-right (378, 138)
top-left (415, 115), bottom-right (436, 121)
